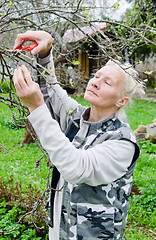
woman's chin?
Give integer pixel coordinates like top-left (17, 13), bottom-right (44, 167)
top-left (84, 93), bottom-right (90, 103)
top-left (84, 92), bottom-right (95, 104)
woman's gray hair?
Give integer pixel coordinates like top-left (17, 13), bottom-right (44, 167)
top-left (105, 60), bottom-right (145, 121)
top-left (106, 60), bottom-right (145, 99)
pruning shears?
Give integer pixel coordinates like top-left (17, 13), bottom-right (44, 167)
top-left (16, 42), bottom-right (38, 52)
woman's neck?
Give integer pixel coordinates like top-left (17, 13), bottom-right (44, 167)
top-left (88, 106), bottom-right (117, 122)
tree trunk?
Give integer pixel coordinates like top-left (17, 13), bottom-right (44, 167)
top-left (21, 120), bottom-right (37, 145)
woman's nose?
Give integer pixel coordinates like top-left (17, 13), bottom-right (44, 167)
top-left (91, 77), bottom-right (100, 89)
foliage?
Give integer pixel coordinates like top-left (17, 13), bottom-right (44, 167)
top-left (122, 0), bottom-right (156, 61)
top-left (132, 140), bottom-right (156, 211)
top-left (0, 99), bottom-right (50, 239)
top-left (0, 176), bottom-right (48, 240)
top-left (0, 79), bottom-right (11, 93)
top-left (128, 140), bottom-right (156, 227)
top-left (0, 1), bottom-right (156, 238)
top-left (124, 225), bottom-right (155, 240)
top-left (1, 97), bottom-right (156, 239)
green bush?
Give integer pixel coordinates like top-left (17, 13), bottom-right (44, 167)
top-left (127, 140), bottom-right (156, 231)
top-left (0, 175), bottom-right (48, 240)
top-left (0, 79), bottom-right (15, 93)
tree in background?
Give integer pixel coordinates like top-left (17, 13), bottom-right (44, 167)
top-left (123, 0), bottom-right (156, 60)
top-left (0, 0), bottom-right (155, 232)
top-left (122, 0), bottom-right (156, 87)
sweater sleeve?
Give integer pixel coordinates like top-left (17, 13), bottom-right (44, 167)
top-left (28, 104), bottom-right (135, 186)
top-left (34, 48), bottom-right (79, 131)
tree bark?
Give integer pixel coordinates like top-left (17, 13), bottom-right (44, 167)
top-left (21, 120), bottom-right (38, 145)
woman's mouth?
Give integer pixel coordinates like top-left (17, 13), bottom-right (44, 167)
top-left (88, 89), bottom-right (98, 96)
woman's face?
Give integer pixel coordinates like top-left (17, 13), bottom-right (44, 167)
top-left (84, 65), bottom-right (125, 112)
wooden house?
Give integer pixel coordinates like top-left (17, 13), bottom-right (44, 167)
top-left (55, 23), bottom-right (107, 92)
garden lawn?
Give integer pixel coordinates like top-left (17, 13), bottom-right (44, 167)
top-left (0, 97), bottom-right (156, 239)
top-left (0, 101), bottom-right (48, 188)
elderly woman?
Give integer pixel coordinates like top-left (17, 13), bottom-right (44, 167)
top-left (13, 31), bottom-right (143, 240)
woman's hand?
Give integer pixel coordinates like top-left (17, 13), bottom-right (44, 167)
top-left (13, 30), bottom-right (54, 58)
top-left (13, 65), bottom-right (45, 113)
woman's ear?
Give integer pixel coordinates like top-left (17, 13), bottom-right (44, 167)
top-left (116, 96), bottom-right (129, 108)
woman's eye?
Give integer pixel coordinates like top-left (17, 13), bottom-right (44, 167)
top-left (105, 81), bottom-right (111, 86)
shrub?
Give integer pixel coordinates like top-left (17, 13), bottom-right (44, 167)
top-left (0, 79), bottom-right (15, 93)
top-left (0, 175), bottom-right (48, 239)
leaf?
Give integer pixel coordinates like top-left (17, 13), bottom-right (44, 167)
top-left (73, 60), bottom-right (79, 65)
top-left (144, 71), bottom-right (153, 75)
top-left (85, 11), bottom-right (89, 16)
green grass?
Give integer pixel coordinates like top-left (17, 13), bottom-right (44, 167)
top-left (0, 101), bottom-right (48, 188)
top-left (0, 96), bottom-right (156, 239)
top-left (125, 99), bottom-right (156, 130)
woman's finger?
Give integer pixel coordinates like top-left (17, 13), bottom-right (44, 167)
top-left (13, 33), bottom-right (26, 50)
top-left (13, 31), bottom-right (36, 50)
top-left (21, 65), bottom-right (33, 86)
top-left (15, 67), bottom-right (28, 90)
top-left (13, 69), bottom-right (22, 91)
top-left (30, 42), bottom-right (46, 55)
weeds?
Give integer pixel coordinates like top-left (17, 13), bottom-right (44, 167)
top-left (0, 97), bottom-right (156, 239)
top-left (0, 175), bottom-right (48, 240)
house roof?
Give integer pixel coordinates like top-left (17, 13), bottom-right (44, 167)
top-left (62, 22), bottom-right (107, 43)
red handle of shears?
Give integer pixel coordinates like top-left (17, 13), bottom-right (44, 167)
top-left (17, 43), bottom-right (38, 52)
